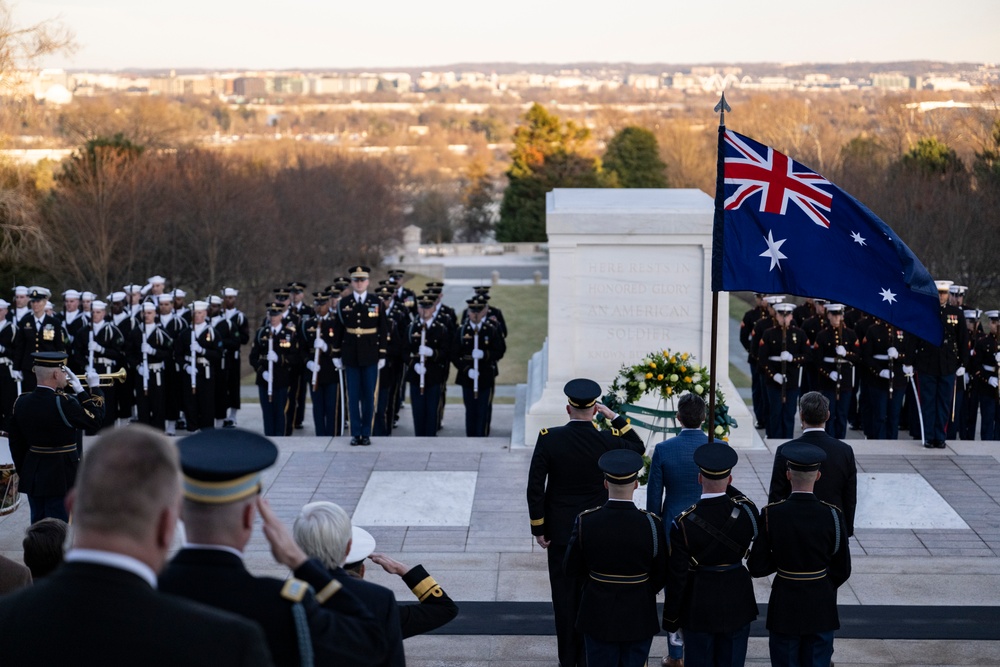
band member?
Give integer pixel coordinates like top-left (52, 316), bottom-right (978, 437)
top-left (757, 302), bottom-right (808, 439)
top-left (453, 296), bottom-right (505, 437)
top-left (175, 301), bottom-right (220, 432)
top-left (302, 292), bottom-right (343, 437)
top-left (406, 295), bottom-right (452, 437)
top-left (127, 302), bottom-right (174, 431)
top-left (250, 302), bottom-right (301, 437)
top-left (72, 300), bottom-right (125, 433)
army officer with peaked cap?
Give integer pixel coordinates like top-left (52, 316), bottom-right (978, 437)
top-left (526, 378), bottom-right (644, 667)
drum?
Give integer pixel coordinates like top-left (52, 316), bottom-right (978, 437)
top-left (1, 436), bottom-right (21, 516)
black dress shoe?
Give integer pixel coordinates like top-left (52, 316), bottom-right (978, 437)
top-left (222, 419), bottom-right (235, 428)
top-left (923, 441), bottom-right (936, 448)
top-left (350, 436), bottom-right (362, 446)
top-left (294, 423), bottom-right (304, 430)
top-left (361, 436), bottom-right (372, 446)
top-left (936, 440), bottom-right (948, 448)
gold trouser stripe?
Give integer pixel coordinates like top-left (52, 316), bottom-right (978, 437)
top-left (315, 579), bottom-right (342, 604)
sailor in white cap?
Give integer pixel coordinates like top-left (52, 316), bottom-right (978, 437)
top-left (180, 300), bottom-right (220, 432)
top-left (220, 288), bottom-right (249, 428)
top-left (157, 293), bottom-right (188, 436)
top-left (73, 299), bottom-right (125, 431)
top-left (129, 301), bottom-right (172, 431)
top-left (60, 290), bottom-right (87, 345)
top-left (11, 286), bottom-right (30, 323)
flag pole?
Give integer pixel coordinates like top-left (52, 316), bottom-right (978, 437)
top-left (708, 92), bottom-right (731, 445)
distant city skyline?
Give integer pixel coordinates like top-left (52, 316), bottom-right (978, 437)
top-left (23, 0), bottom-right (999, 71)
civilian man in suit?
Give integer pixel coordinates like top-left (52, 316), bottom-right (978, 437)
top-left (645, 391), bottom-right (710, 667)
top-left (767, 391), bottom-right (858, 537)
top-left (159, 428), bottom-right (386, 667)
top-left (749, 443), bottom-right (852, 667)
top-left (294, 502), bottom-right (406, 667)
top-left (564, 449), bottom-right (667, 667)
top-left (526, 378), bottom-right (644, 667)
top-left (662, 443), bottom-right (759, 667)
top-left (0, 425), bottom-right (273, 666)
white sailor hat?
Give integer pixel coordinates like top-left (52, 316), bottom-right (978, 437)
top-left (81, 291), bottom-right (95, 301)
top-left (0, 299), bottom-right (9, 309)
top-left (148, 275), bottom-right (166, 285)
top-left (208, 295), bottom-right (223, 306)
top-left (124, 284), bottom-right (143, 294)
top-left (222, 287), bottom-right (239, 297)
top-left (142, 302), bottom-right (157, 312)
top-left (935, 280), bottom-right (954, 293)
top-left (13, 286), bottom-right (27, 296)
top-left (157, 294), bottom-right (173, 304)
top-left (110, 291), bottom-right (126, 303)
top-left (344, 526), bottom-right (377, 566)
top-left (172, 288), bottom-right (186, 298)
top-left (63, 289), bottom-right (81, 299)
top-left (191, 300), bottom-right (208, 311)
top-left (91, 300), bottom-right (107, 310)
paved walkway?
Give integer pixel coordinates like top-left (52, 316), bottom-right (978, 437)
top-left (3, 398), bottom-right (1000, 665)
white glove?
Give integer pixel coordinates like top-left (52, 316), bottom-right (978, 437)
top-left (773, 373), bottom-right (785, 385)
top-left (414, 362), bottom-right (426, 376)
top-left (956, 366), bottom-right (966, 377)
top-left (829, 371), bottom-right (840, 382)
top-left (306, 361), bottom-right (320, 373)
top-left (67, 373), bottom-right (85, 394)
top-left (266, 350), bottom-right (278, 363)
top-left (262, 370), bottom-right (271, 383)
top-left (418, 344), bottom-right (434, 357)
top-left (377, 359), bottom-right (386, 370)
top-left (779, 350), bottom-right (793, 362)
top-left (888, 346), bottom-right (899, 359)
top-left (0, 344), bottom-right (5, 353)
top-left (11, 370), bottom-right (22, 382)
top-left (141, 342), bottom-right (155, 355)
top-left (990, 377), bottom-right (999, 388)
top-left (332, 358), bottom-right (344, 370)
top-left (903, 364), bottom-right (914, 375)
top-left (88, 341), bottom-right (104, 353)
top-left (192, 343), bottom-right (205, 354)
top-left (183, 364), bottom-right (193, 374)
top-left (995, 351), bottom-right (1000, 364)
top-left (86, 370), bottom-right (101, 389)
top-left (471, 349), bottom-right (485, 360)
top-left (879, 369), bottom-right (891, 379)
top-left (314, 337), bottom-right (328, 351)
top-left (835, 345), bottom-right (847, 357)
top-left (468, 368), bottom-right (479, 380)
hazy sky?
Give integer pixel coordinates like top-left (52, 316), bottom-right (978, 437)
top-left (22, 0), bottom-right (1000, 71)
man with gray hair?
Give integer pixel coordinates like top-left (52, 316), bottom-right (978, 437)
top-left (0, 426), bottom-right (273, 665)
top-left (294, 502), bottom-right (406, 667)
top-left (767, 391), bottom-right (858, 536)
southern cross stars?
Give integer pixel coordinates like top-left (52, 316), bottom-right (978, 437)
top-left (760, 230), bottom-right (787, 272)
top-left (851, 231), bottom-right (866, 246)
top-left (880, 288), bottom-right (897, 304)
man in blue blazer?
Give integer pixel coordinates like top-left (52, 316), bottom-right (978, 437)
top-left (645, 392), bottom-right (709, 667)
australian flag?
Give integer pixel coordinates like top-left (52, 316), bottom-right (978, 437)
top-left (711, 128), bottom-right (943, 345)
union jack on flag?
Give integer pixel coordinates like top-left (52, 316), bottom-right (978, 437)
top-left (711, 128), bottom-right (943, 345)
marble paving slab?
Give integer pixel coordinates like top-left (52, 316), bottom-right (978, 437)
top-left (857, 472), bottom-right (968, 530)
top-left (352, 471), bottom-right (478, 526)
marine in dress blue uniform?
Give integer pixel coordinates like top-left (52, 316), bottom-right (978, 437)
top-left (757, 302), bottom-right (808, 439)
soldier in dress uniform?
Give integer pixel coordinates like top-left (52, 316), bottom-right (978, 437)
top-left (13, 288), bottom-right (67, 393)
top-left (748, 443), bottom-right (852, 667)
top-left (287, 281), bottom-right (312, 432)
top-left (422, 284), bottom-right (456, 432)
top-left (207, 296), bottom-right (231, 428)
top-left (72, 300), bottom-right (125, 432)
top-left (453, 296), bottom-right (506, 437)
top-left (332, 266), bottom-right (388, 447)
top-left (740, 293), bottom-right (769, 429)
top-left (251, 302), bottom-right (302, 437)
top-left (10, 285), bottom-right (30, 323)
top-left (80, 291), bottom-right (95, 318)
top-left (125, 283), bottom-right (144, 318)
top-left (463, 286), bottom-right (508, 338)
top-left (750, 295), bottom-right (785, 431)
top-left (143, 275), bottom-right (167, 304)
top-left (159, 429), bottom-right (388, 666)
top-left (60, 289), bottom-right (88, 348)
top-left (564, 449), bottom-right (667, 667)
top-left (373, 285), bottom-right (408, 437)
top-left (957, 309), bottom-right (983, 440)
top-left (861, 318), bottom-right (911, 439)
top-left (172, 289), bottom-right (191, 324)
top-left (791, 298), bottom-right (817, 328)
top-left (798, 298), bottom-right (828, 394)
top-left (405, 295), bottom-right (452, 437)
top-left (662, 443), bottom-right (759, 667)
top-left (0, 299), bottom-right (20, 425)
top-left (220, 288), bottom-right (251, 428)
top-left (128, 302), bottom-right (174, 431)
top-left (526, 379), bottom-right (644, 667)
top-left (176, 300), bottom-right (221, 432)
top-left (389, 270), bottom-right (418, 316)
top-left (757, 302), bottom-right (808, 439)
top-left (157, 293), bottom-right (189, 436)
top-left (811, 304), bottom-right (860, 439)
top-left (7, 352), bottom-right (103, 522)
top-left (909, 280), bottom-right (969, 448)
top-left (972, 310), bottom-right (1000, 441)
top-left (303, 292), bottom-right (343, 437)
top-left (109, 291), bottom-right (138, 425)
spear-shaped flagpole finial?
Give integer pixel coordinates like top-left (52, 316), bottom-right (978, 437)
top-left (714, 91), bottom-right (732, 127)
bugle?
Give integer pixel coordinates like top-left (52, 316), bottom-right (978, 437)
top-left (74, 368), bottom-right (128, 386)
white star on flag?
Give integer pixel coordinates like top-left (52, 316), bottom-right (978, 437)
top-left (851, 231), bottom-right (866, 246)
top-left (880, 288), bottom-right (897, 304)
top-left (760, 230), bottom-right (788, 272)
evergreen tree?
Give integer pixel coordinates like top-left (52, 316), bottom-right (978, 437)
top-left (602, 126), bottom-right (668, 188)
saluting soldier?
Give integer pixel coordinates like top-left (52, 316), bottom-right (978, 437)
top-left (250, 302), bottom-right (301, 437)
top-left (373, 285), bottom-right (409, 437)
top-left (748, 443), bottom-right (852, 667)
top-left (7, 352), bottom-right (103, 523)
top-left (302, 292), bottom-right (343, 437)
top-left (909, 280), bottom-right (969, 448)
top-left (333, 266), bottom-right (388, 447)
top-left (811, 304), bottom-right (861, 439)
top-left (564, 449), bottom-right (667, 667)
top-left (405, 295), bottom-right (452, 437)
top-left (662, 444), bottom-right (759, 667)
top-left (13, 288), bottom-right (67, 393)
top-left (157, 293), bottom-right (189, 436)
top-left (72, 300), bottom-right (125, 432)
top-left (453, 296), bottom-right (506, 437)
top-left (0, 299), bottom-right (20, 425)
top-left (757, 302), bottom-right (808, 439)
top-left (220, 288), bottom-right (250, 428)
top-left (176, 301), bottom-right (221, 432)
top-left (127, 302), bottom-right (174, 431)
top-left (972, 310), bottom-right (1000, 441)
top-left (861, 318), bottom-right (910, 439)
top-left (526, 379), bottom-right (644, 667)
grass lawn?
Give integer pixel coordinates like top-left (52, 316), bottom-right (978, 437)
top-left (485, 284), bottom-right (548, 385)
